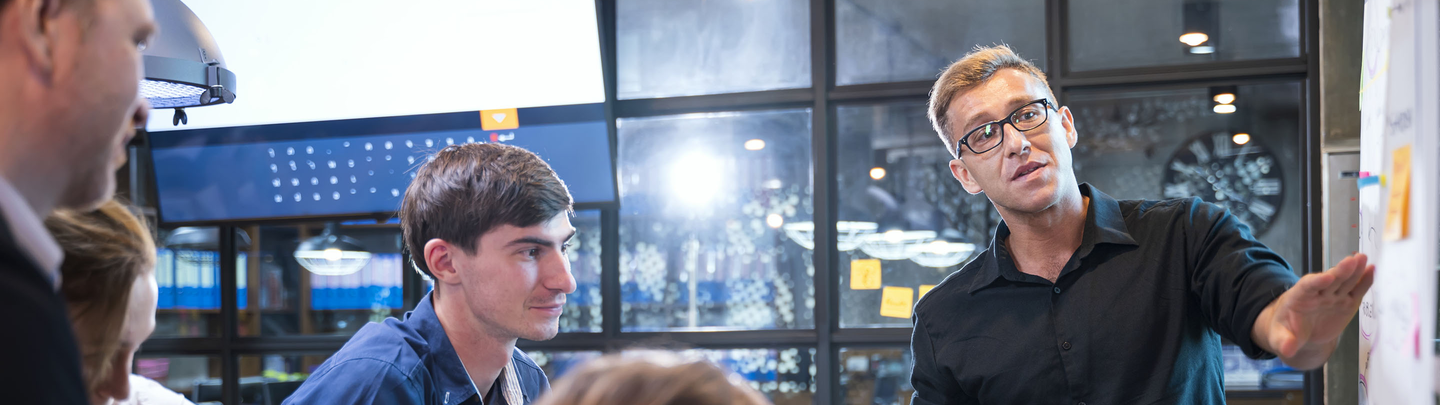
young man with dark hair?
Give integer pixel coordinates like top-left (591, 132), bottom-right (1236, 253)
top-left (910, 45), bottom-right (1373, 404)
top-left (286, 143), bottom-right (578, 405)
top-left (0, 0), bottom-right (154, 402)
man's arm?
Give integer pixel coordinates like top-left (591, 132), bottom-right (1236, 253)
top-left (1250, 253), bottom-right (1374, 369)
top-left (910, 316), bottom-right (971, 405)
top-left (282, 358), bottom-right (424, 405)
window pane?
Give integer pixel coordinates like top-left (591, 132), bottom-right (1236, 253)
top-left (133, 355), bottom-right (220, 401)
top-left (835, 102), bottom-right (998, 328)
top-left (561, 210), bottom-right (603, 333)
top-left (524, 350), bottom-right (604, 379)
top-left (618, 110), bottom-right (816, 331)
top-left (836, 0), bottom-right (1047, 86)
top-left (237, 352), bottom-right (335, 404)
top-left (1067, 82), bottom-right (1303, 264)
top-left (838, 347), bottom-right (913, 405)
top-left (238, 224), bottom-right (406, 336)
top-left (1068, 0), bottom-right (1300, 71)
top-left (153, 227), bottom-right (226, 338)
top-left (653, 348), bottom-right (816, 405)
top-left (617, 0), bottom-right (810, 99)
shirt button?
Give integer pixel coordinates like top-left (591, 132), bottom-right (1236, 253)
top-left (1079, 402), bottom-right (1087, 405)
top-left (1053, 286), bottom-right (1061, 294)
top-left (1062, 342), bottom-right (1072, 350)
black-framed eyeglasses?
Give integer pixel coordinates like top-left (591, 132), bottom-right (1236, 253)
top-left (956, 99), bottom-right (1056, 157)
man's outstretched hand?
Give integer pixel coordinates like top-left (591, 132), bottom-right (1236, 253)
top-left (1252, 253), bottom-right (1376, 370)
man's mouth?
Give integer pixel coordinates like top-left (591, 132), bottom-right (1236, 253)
top-left (1012, 162), bottom-right (1046, 181)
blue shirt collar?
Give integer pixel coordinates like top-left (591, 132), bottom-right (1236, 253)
top-left (406, 293), bottom-right (481, 404)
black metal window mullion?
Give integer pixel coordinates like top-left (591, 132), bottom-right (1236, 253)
top-left (811, 0), bottom-right (840, 404)
top-left (218, 226), bottom-right (239, 405)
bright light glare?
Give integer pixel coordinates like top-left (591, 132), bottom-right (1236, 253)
top-left (1179, 32), bottom-right (1209, 46)
top-left (869, 167), bottom-right (886, 180)
top-left (1213, 104), bottom-right (1237, 114)
top-left (669, 153), bottom-right (724, 207)
top-left (1232, 133), bottom-right (1251, 145)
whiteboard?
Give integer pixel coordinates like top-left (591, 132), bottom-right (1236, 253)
top-left (1358, 0), bottom-right (1440, 403)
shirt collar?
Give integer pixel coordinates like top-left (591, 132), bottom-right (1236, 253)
top-left (409, 292), bottom-right (527, 405)
top-left (0, 176), bottom-right (62, 289)
top-left (967, 183), bottom-right (1137, 294)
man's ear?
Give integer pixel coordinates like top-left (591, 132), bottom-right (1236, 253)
top-left (423, 239), bottom-right (462, 286)
top-left (1058, 105), bottom-right (1078, 149)
top-left (950, 158), bottom-right (983, 195)
top-left (11, 0), bottom-right (66, 78)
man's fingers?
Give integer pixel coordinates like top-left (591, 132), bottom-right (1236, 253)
top-left (1331, 256), bottom-right (1368, 295)
top-left (1298, 272), bottom-right (1337, 295)
top-left (1326, 254), bottom-right (1366, 295)
top-left (1349, 265), bottom-right (1376, 298)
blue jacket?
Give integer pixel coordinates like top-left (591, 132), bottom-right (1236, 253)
top-left (284, 292), bottom-right (549, 404)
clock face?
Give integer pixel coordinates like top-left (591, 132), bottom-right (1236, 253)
top-left (1162, 132), bottom-right (1284, 236)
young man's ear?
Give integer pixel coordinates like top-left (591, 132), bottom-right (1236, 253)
top-left (10, 0), bottom-right (67, 78)
top-left (423, 239), bottom-right (462, 286)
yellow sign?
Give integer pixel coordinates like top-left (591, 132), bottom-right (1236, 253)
top-left (1384, 145), bottom-right (1412, 241)
top-left (919, 284), bottom-right (936, 299)
top-left (850, 259), bottom-right (881, 290)
top-left (880, 286), bottom-right (914, 319)
top-left (480, 108), bottom-right (520, 131)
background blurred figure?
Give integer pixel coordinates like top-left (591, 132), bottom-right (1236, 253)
top-left (533, 351), bottom-right (770, 405)
top-left (48, 200), bottom-right (192, 405)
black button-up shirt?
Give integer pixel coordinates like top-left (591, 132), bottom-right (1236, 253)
top-left (911, 184), bottom-right (1298, 404)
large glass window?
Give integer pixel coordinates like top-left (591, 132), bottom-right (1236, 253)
top-left (668, 348), bottom-right (817, 405)
top-left (616, 0), bottom-right (811, 99)
top-left (1068, 0), bottom-right (1301, 71)
top-left (1067, 82), bottom-right (1304, 263)
top-left (238, 224), bottom-right (405, 336)
top-left (562, 210), bottom-right (603, 333)
top-left (152, 227), bottom-right (226, 338)
top-left (524, 350), bottom-right (605, 379)
top-left (617, 110), bottom-right (816, 331)
top-left (836, 0), bottom-right (1047, 86)
top-left (835, 102), bottom-right (997, 328)
top-left (838, 347), bottom-right (914, 405)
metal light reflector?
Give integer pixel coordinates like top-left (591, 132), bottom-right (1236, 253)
top-left (142, 0), bottom-right (236, 123)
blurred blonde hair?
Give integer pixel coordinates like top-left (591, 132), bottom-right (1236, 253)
top-left (534, 351), bottom-right (771, 405)
top-left (46, 199), bottom-right (156, 395)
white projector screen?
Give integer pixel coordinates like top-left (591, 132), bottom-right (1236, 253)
top-left (147, 0), bottom-right (606, 131)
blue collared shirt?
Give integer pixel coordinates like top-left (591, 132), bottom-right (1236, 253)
top-left (283, 292), bottom-right (550, 405)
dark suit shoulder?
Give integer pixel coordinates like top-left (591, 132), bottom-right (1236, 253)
top-left (0, 259), bottom-right (89, 404)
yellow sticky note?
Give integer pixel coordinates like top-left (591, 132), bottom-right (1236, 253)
top-left (850, 259), bottom-right (882, 290)
top-left (880, 286), bottom-right (915, 319)
top-left (919, 284), bottom-right (936, 299)
top-left (1384, 145), bottom-right (1412, 241)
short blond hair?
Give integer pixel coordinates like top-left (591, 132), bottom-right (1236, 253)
top-left (534, 351), bottom-right (770, 405)
top-left (928, 44), bottom-right (1052, 156)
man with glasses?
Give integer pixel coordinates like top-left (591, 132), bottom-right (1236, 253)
top-left (909, 45), bottom-right (1373, 404)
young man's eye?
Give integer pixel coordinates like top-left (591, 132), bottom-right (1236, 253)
top-left (561, 243), bottom-right (572, 253)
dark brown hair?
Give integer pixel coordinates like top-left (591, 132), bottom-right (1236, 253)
top-left (400, 143), bottom-right (573, 278)
top-left (46, 199), bottom-right (156, 394)
top-left (533, 351), bottom-right (770, 405)
top-left (928, 44), bottom-right (1053, 157)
